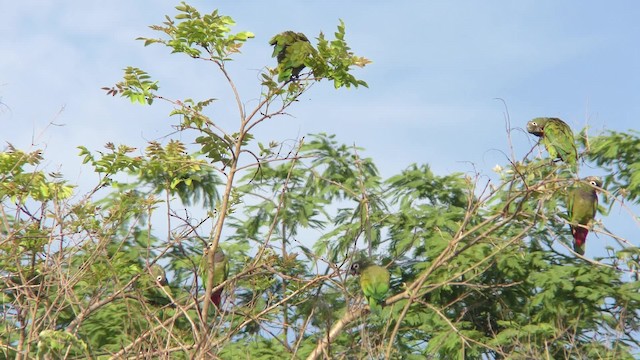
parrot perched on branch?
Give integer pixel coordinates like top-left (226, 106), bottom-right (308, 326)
top-left (150, 264), bottom-right (168, 285)
top-left (200, 243), bottom-right (229, 309)
top-left (139, 264), bottom-right (172, 307)
top-left (567, 176), bottom-right (602, 255)
top-left (526, 117), bottom-right (578, 169)
top-left (269, 31), bottom-right (314, 82)
top-left (350, 260), bottom-right (390, 313)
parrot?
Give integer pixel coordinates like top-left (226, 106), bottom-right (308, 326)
top-left (567, 176), bottom-right (602, 255)
top-left (526, 117), bottom-right (578, 169)
top-left (350, 260), bottom-right (390, 313)
top-left (200, 243), bottom-right (229, 309)
top-left (269, 31), bottom-right (314, 82)
top-left (150, 264), bottom-right (168, 285)
top-left (139, 264), bottom-right (172, 307)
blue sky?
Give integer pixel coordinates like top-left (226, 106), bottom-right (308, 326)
top-left (2, 1), bottom-right (639, 256)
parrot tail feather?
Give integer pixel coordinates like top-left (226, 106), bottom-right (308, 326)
top-left (367, 296), bottom-right (384, 315)
top-left (211, 289), bottom-right (223, 309)
top-left (571, 226), bottom-right (588, 255)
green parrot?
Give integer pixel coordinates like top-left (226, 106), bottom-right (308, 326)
top-left (350, 260), bottom-right (390, 313)
top-left (200, 243), bottom-right (229, 308)
top-left (139, 264), bottom-right (172, 307)
top-left (567, 176), bottom-right (602, 255)
top-left (526, 117), bottom-right (578, 169)
top-left (269, 31), bottom-right (314, 82)
top-left (150, 264), bottom-right (167, 283)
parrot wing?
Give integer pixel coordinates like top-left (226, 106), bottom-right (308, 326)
top-left (210, 251), bottom-right (228, 308)
top-left (543, 119), bottom-right (577, 166)
top-left (360, 265), bottom-right (390, 311)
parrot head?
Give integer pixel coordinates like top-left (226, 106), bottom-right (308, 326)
top-left (526, 117), bottom-right (549, 137)
top-left (150, 264), bottom-right (167, 286)
top-left (156, 274), bottom-right (167, 285)
top-left (350, 261), bottom-right (367, 276)
top-left (349, 262), bottom-right (360, 275)
top-left (203, 242), bottom-right (226, 262)
top-left (584, 176), bottom-right (603, 189)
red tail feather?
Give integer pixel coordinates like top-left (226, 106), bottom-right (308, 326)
top-left (571, 226), bottom-right (589, 253)
top-left (210, 289), bottom-right (222, 309)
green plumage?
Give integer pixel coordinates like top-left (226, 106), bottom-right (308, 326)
top-left (269, 31), bottom-right (314, 82)
top-left (350, 260), bottom-right (390, 313)
top-left (526, 117), bottom-right (577, 169)
top-left (567, 176), bottom-right (602, 255)
top-left (200, 244), bottom-right (229, 308)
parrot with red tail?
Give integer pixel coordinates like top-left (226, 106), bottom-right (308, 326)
top-left (200, 243), bottom-right (229, 309)
top-left (567, 176), bottom-right (602, 255)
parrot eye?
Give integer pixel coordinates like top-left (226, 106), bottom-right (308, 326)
top-left (207, 242), bottom-right (213, 248)
top-left (156, 275), bottom-right (163, 282)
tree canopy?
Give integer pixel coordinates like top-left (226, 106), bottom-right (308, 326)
top-left (2, 3), bottom-right (640, 359)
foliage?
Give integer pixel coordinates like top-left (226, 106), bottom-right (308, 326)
top-left (581, 129), bottom-right (640, 203)
top-left (2, 3), bottom-right (640, 360)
